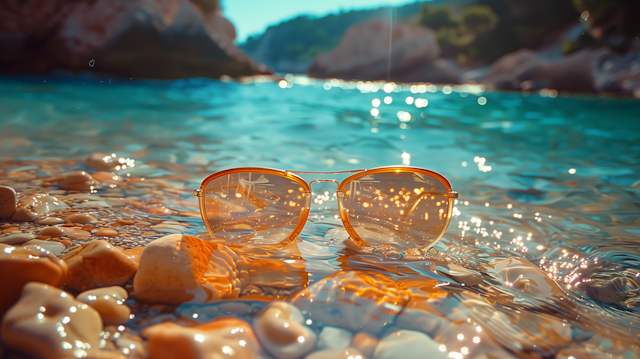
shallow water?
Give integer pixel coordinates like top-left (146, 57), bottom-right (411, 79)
top-left (1, 76), bottom-right (640, 357)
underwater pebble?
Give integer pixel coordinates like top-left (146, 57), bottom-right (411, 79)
top-left (291, 271), bottom-right (410, 334)
top-left (304, 348), bottom-right (365, 359)
top-left (95, 228), bottom-right (118, 238)
top-left (350, 332), bottom-right (379, 358)
top-left (0, 185), bottom-right (17, 219)
top-left (394, 277), bottom-right (450, 335)
top-left (63, 213), bottom-right (98, 224)
top-left (434, 263), bottom-right (484, 286)
top-left (143, 317), bottom-right (264, 359)
top-left (0, 282), bottom-right (120, 359)
top-left (133, 234), bottom-right (247, 305)
top-left (253, 301), bottom-right (317, 359)
top-left (0, 243), bottom-right (68, 318)
top-left (373, 330), bottom-right (446, 359)
top-left (11, 194), bottom-right (69, 222)
top-left (74, 200), bottom-right (111, 208)
top-left (491, 257), bottom-right (566, 297)
top-left (37, 226), bottom-right (91, 240)
top-left (0, 233), bottom-right (35, 245)
top-left (62, 240), bottom-right (138, 292)
top-left (76, 286), bottom-right (131, 326)
top-left (585, 276), bottom-right (640, 304)
top-left (317, 326), bottom-right (353, 351)
top-left (22, 239), bottom-right (65, 256)
top-left (56, 171), bottom-right (99, 190)
top-left (149, 223), bottom-right (188, 234)
top-left (34, 217), bottom-right (65, 225)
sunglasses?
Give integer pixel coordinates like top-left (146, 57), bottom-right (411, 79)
top-left (194, 166), bottom-right (457, 252)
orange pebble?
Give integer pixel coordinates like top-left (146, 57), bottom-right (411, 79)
top-left (2, 227), bottom-right (20, 233)
top-left (95, 228), bottom-right (118, 238)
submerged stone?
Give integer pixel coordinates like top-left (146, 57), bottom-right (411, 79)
top-left (304, 348), bottom-right (365, 359)
top-left (62, 240), bottom-right (138, 292)
top-left (291, 271), bottom-right (410, 334)
top-left (0, 185), bottom-right (17, 219)
top-left (11, 194), bottom-right (69, 222)
top-left (585, 276), bottom-right (640, 304)
top-left (0, 233), bottom-right (36, 245)
top-left (133, 234), bottom-right (247, 305)
top-left (0, 244), bottom-right (68, 318)
top-left (0, 282), bottom-right (122, 359)
top-left (253, 301), bottom-right (317, 359)
top-left (491, 257), bottom-right (566, 297)
top-left (76, 286), bottom-right (131, 326)
top-left (373, 330), bottom-right (446, 359)
top-left (56, 171), bottom-right (99, 191)
top-left (64, 213), bottom-right (98, 224)
top-left (143, 317), bottom-right (263, 359)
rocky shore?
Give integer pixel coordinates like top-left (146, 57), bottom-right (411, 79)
top-left (1, 153), bottom-right (639, 358)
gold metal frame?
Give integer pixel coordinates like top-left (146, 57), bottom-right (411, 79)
top-left (194, 166), bottom-right (458, 251)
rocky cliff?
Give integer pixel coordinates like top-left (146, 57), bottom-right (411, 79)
top-left (0, 0), bottom-right (270, 79)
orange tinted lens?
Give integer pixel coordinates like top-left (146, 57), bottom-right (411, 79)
top-left (340, 170), bottom-right (451, 250)
top-left (202, 172), bottom-right (307, 244)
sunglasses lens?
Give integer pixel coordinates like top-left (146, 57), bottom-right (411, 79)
top-left (202, 172), bottom-right (307, 244)
top-left (340, 170), bottom-right (451, 250)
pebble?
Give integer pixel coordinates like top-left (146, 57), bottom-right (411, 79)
top-left (291, 271), bottom-right (411, 334)
top-left (62, 240), bottom-right (138, 292)
top-left (253, 301), bottom-right (317, 359)
top-left (0, 243), bottom-right (68, 318)
top-left (21, 239), bottom-right (66, 256)
top-left (86, 152), bottom-right (133, 171)
top-left (34, 217), bottom-right (65, 225)
top-left (0, 185), bottom-right (17, 219)
top-left (11, 194), bottom-right (69, 222)
top-left (350, 332), bottom-right (379, 358)
top-left (373, 330), bottom-right (447, 359)
top-left (0, 233), bottom-right (36, 245)
top-left (63, 213), bottom-right (98, 224)
top-left (56, 171), bottom-right (98, 191)
top-left (0, 282), bottom-right (113, 359)
top-left (143, 318), bottom-right (264, 359)
top-left (112, 219), bottom-right (135, 226)
top-left (74, 200), bottom-right (111, 208)
top-left (133, 234), bottom-right (246, 304)
top-left (304, 348), bottom-right (365, 359)
top-left (491, 257), bottom-right (566, 297)
top-left (2, 227), bottom-right (20, 233)
top-left (434, 263), bottom-right (484, 286)
top-left (317, 326), bottom-right (353, 351)
top-left (95, 228), bottom-right (118, 238)
top-left (585, 276), bottom-right (640, 304)
top-left (149, 223), bottom-right (188, 234)
top-left (37, 226), bottom-right (91, 240)
top-left (76, 286), bottom-right (131, 325)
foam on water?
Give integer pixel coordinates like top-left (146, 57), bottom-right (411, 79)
top-left (2, 76), bottom-right (640, 356)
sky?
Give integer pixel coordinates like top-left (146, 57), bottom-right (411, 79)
top-left (222, 0), bottom-right (425, 44)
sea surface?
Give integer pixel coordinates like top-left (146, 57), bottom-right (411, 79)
top-left (1, 75), bottom-right (640, 357)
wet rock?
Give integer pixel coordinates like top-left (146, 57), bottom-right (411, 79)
top-left (37, 225), bottom-right (91, 240)
top-left (143, 317), bottom-right (264, 359)
top-left (350, 332), bottom-right (379, 358)
top-left (373, 330), bottom-right (446, 359)
top-left (11, 194), bottom-right (69, 222)
top-left (34, 217), bottom-right (65, 225)
top-left (304, 348), bottom-right (365, 359)
top-left (291, 271), bottom-right (411, 334)
top-left (491, 257), bottom-right (566, 297)
top-left (0, 185), bottom-right (17, 219)
top-left (0, 282), bottom-right (122, 359)
top-left (122, 246), bottom-right (144, 265)
top-left (133, 234), bottom-right (247, 305)
top-left (317, 326), bottom-right (353, 351)
top-left (95, 228), bottom-right (119, 238)
top-left (21, 239), bottom-right (66, 256)
top-left (0, 244), bottom-right (68, 318)
top-left (0, 0), bottom-right (269, 80)
top-left (87, 153), bottom-right (125, 171)
top-left (62, 240), bottom-right (138, 292)
top-left (64, 213), bottom-right (98, 224)
top-left (433, 263), bottom-right (484, 286)
top-left (308, 20), bottom-right (455, 83)
top-left (0, 233), bottom-right (36, 245)
top-left (77, 286), bottom-right (131, 326)
top-left (56, 171), bottom-right (99, 191)
top-left (150, 223), bottom-right (188, 234)
top-left (394, 277), bottom-right (450, 336)
top-left (253, 301), bottom-right (317, 359)
top-left (585, 276), bottom-right (640, 304)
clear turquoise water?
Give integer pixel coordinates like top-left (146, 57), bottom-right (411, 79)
top-left (2, 76), bottom-right (640, 355)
